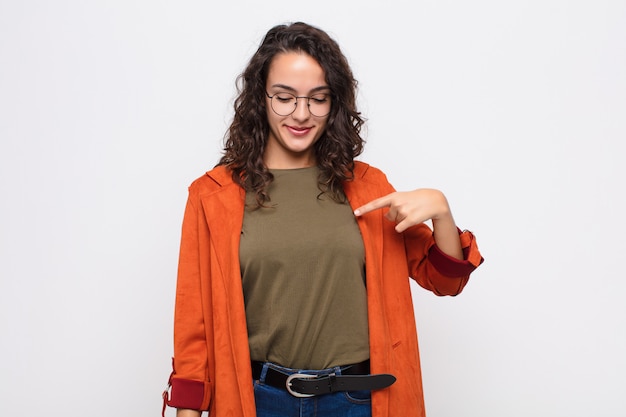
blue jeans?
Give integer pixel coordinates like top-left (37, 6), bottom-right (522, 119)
top-left (253, 362), bottom-right (372, 417)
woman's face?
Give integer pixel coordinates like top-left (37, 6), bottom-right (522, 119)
top-left (263, 52), bottom-right (330, 169)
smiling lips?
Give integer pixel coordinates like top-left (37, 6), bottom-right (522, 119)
top-left (287, 125), bottom-right (312, 136)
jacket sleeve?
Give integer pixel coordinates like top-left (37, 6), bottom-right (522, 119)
top-left (358, 163), bottom-right (484, 296)
top-left (163, 191), bottom-right (213, 413)
top-left (404, 224), bottom-right (484, 296)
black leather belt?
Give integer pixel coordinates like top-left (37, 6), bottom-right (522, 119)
top-left (251, 360), bottom-right (396, 397)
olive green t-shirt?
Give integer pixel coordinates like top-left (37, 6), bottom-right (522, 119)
top-left (239, 166), bottom-right (369, 369)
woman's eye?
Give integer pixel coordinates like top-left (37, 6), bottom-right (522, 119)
top-left (275, 94), bottom-right (295, 103)
top-left (310, 95), bottom-right (328, 104)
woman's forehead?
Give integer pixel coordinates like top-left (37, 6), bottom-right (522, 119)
top-left (266, 52), bottom-right (327, 93)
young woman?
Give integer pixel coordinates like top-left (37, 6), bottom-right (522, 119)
top-left (163, 22), bottom-right (483, 417)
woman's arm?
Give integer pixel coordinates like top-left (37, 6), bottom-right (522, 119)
top-left (166, 193), bottom-right (213, 411)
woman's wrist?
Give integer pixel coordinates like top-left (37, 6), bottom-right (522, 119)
top-left (176, 409), bottom-right (202, 417)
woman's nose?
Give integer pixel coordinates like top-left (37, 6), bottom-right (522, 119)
top-left (291, 97), bottom-right (311, 121)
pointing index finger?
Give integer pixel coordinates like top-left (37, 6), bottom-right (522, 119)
top-left (354, 194), bottom-right (392, 216)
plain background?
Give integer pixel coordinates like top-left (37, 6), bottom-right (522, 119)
top-left (1, 1), bottom-right (625, 416)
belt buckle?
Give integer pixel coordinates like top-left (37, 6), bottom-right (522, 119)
top-left (285, 373), bottom-right (317, 398)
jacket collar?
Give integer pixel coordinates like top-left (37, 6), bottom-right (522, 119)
top-left (197, 162), bottom-right (378, 284)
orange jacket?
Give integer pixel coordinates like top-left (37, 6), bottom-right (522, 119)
top-left (164, 161), bottom-right (483, 417)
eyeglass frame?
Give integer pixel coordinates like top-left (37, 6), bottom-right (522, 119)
top-left (265, 91), bottom-right (332, 117)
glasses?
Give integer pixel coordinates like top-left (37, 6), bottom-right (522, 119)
top-left (265, 91), bottom-right (332, 117)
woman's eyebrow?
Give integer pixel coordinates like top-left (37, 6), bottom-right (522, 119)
top-left (269, 84), bottom-right (330, 93)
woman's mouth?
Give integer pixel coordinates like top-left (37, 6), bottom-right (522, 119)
top-left (287, 125), bottom-right (312, 136)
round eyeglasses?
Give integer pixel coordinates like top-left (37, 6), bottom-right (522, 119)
top-left (265, 91), bottom-right (332, 117)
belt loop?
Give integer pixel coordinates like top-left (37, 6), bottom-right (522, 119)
top-left (328, 373), bottom-right (337, 393)
top-left (259, 362), bottom-right (270, 383)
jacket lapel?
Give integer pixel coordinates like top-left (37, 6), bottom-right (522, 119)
top-left (199, 168), bottom-right (245, 294)
top-left (344, 162), bottom-right (384, 271)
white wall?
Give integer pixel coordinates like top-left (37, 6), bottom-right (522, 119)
top-left (1, 1), bottom-right (624, 416)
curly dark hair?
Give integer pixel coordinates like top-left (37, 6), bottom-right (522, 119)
top-left (218, 21), bottom-right (366, 207)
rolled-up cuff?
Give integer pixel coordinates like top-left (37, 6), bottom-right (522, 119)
top-left (167, 377), bottom-right (208, 410)
top-left (429, 229), bottom-right (484, 277)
